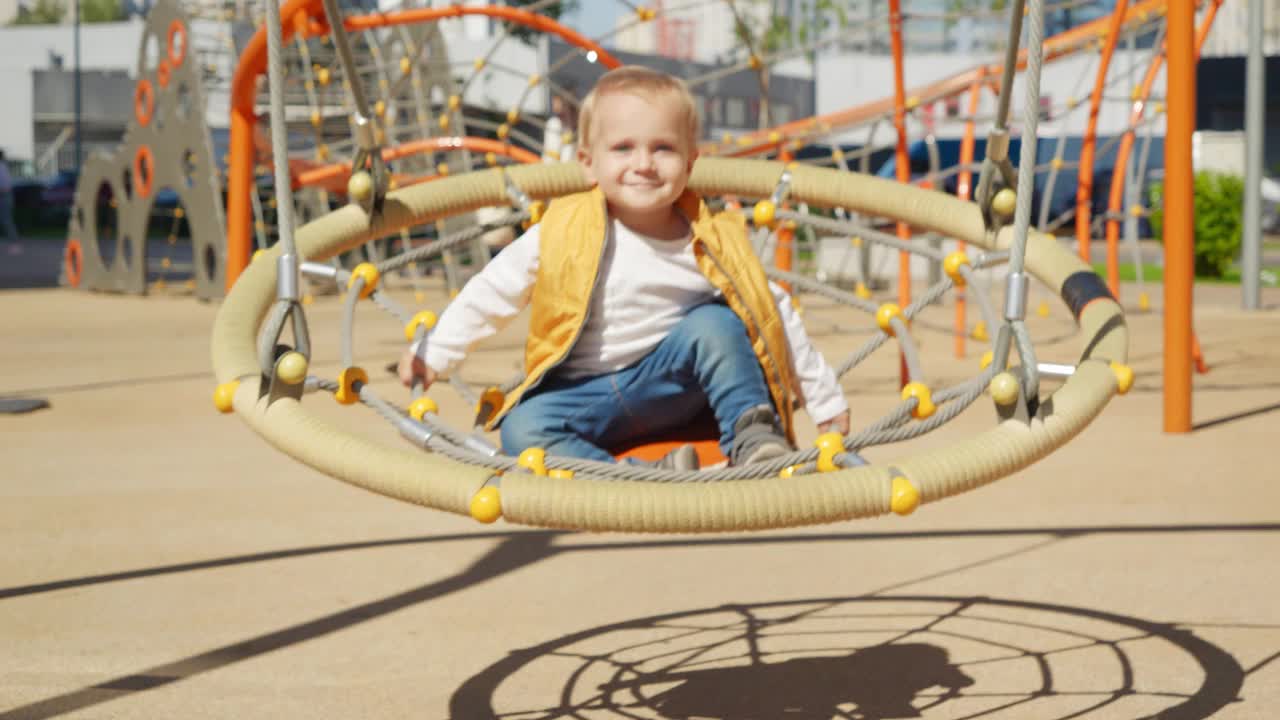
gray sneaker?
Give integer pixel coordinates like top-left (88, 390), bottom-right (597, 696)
top-left (643, 444), bottom-right (701, 472)
top-left (730, 405), bottom-right (793, 466)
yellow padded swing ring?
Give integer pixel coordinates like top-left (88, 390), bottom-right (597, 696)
top-left (335, 367), bottom-right (368, 405)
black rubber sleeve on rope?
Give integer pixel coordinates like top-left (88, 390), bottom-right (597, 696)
top-left (1060, 271), bottom-right (1115, 321)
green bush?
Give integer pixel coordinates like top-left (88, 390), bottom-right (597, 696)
top-left (1147, 171), bottom-right (1244, 278)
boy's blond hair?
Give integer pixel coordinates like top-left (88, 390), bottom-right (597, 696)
top-left (576, 66), bottom-right (701, 152)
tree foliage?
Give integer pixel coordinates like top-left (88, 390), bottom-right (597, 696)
top-left (10, 0), bottom-right (66, 25)
top-left (82, 0), bottom-right (125, 23)
top-left (9, 0), bottom-right (124, 25)
top-left (1147, 172), bottom-right (1245, 278)
top-left (505, 0), bottom-right (578, 45)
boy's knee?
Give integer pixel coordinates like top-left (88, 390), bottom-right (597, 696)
top-left (499, 406), bottom-right (542, 454)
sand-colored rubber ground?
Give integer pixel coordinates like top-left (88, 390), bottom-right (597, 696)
top-left (3, 278), bottom-right (1279, 719)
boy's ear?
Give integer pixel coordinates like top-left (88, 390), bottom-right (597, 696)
top-left (577, 147), bottom-right (597, 185)
top-left (686, 147), bottom-right (698, 173)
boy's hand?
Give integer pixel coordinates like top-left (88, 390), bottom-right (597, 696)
top-left (816, 410), bottom-right (851, 436)
top-left (397, 345), bottom-right (438, 390)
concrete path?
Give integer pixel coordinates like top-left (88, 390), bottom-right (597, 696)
top-left (2, 278), bottom-right (1279, 719)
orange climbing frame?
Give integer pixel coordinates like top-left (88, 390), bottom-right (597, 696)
top-left (292, 136), bottom-right (542, 194)
top-left (1164, 0), bottom-right (1194, 433)
top-left (953, 73), bottom-right (986, 358)
top-left (224, 0), bottom-right (620, 291)
top-left (1074, 0), bottom-right (1132, 265)
top-left (707, 0), bottom-right (1169, 160)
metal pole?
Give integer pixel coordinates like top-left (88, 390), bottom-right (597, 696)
top-left (1243, 0), bottom-right (1265, 310)
top-left (1164, 0), bottom-right (1195, 433)
top-left (73, 0), bottom-right (81, 174)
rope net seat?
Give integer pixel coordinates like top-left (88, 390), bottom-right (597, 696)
top-left (211, 156), bottom-right (1130, 533)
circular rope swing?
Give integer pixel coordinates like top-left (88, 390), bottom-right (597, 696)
top-left (211, 157), bottom-right (1129, 533)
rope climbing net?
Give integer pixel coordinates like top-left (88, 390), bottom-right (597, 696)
top-left (211, 0), bottom-right (1137, 533)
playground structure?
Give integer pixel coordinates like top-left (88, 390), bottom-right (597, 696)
top-left (55, 0), bottom-right (1222, 525)
top-left (205, 0), bottom-right (1152, 533)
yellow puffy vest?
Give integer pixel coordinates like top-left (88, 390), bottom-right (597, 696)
top-left (485, 187), bottom-right (797, 444)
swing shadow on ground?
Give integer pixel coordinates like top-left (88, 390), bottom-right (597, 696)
top-left (450, 595), bottom-right (1250, 720)
top-left (2, 523), bottom-right (1275, 720)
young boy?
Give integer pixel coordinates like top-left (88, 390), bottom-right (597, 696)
top-left (399, 66), bottom-right (849, 469)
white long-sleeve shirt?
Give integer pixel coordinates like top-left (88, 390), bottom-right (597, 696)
top-left (415, 218), bottom-right (848, 424)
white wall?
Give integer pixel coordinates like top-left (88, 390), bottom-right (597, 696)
top-left (0, 70), bottom-right (33, 160)
top-left (0, 20), bottom-right (144, 160)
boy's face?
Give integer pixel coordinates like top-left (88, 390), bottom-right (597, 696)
top-left (578, 91), bottom-right (696, 224)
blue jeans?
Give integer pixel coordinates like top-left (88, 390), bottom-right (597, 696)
top-left (500, 302), bottom-right (775, 462)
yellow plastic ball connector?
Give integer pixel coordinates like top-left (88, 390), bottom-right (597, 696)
top-left (496, 123), bottom-right (510, 140)
top-left (752, 200), bottom-right (777, 229)
top-left (991, 188), bottom-right (1017, 218)
top-left (854, 282), bottom-right (872, 300)
top-left (815, 432), bottom-right (844, 472)
top-left (943, 251), bottom-right (970, 286)
top-left (403, 310), bottom-right (439, 341)
top-left (347, 171), bottom-right (374, 203)
top-left (335, 367), bottom-right (368, 405)
top-left (971, 321), bottom-right (989, 342)
top-left (347, 262), bottom-right (380, 299)
top-left (408, 396), bottom-right (439, 421)
top-left (778, 465), bottom-right (798, 479)
top-left (213, 381), bottom-right (239, 413)
top-left (901, 382), bottom-right (936, 419)
top-left (980, 350), bottom-right (994, 370)
top-left (890, 476), bottom-right (921, 516)
top-left (636, 6), bottom-right (655, 21)
top-left (1138, 292), bottom-right (1151, 312)
top-left (470, 486), bottom-right (502, 524)
top-left (1110, 361), bottom-right (1135, 395)
top-left (549, 469), bottom-right (575, 480)
top-left (527, 200), bottom-right (546, 226)
top-left (876, 303), bottom-right (903, 335)
top-left (988, 372), bottom-right (1021, 406)
top-left (518, 448), bottom-right (548, 476)
top-left (1037, 301), bottom-right (1051, 318)
top-left (275, 351), bottom-right (309, 385)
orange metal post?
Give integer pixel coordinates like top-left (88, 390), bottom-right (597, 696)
top-left (1164, 0), bottom-right (1194, 433)
top-left (888, 0), bottom-right (911, 386)
top-left (954, 76), bottom-right (984, 358)
top-left (224, 2), bottom-right (620, 292)
top-left (774, 150), bottom-right (794, 293)
top-left (1075, 0), bottom-right (1130, 266)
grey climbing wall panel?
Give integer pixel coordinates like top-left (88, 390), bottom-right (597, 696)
top-left (65, 0), bottom-right (226, 299)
